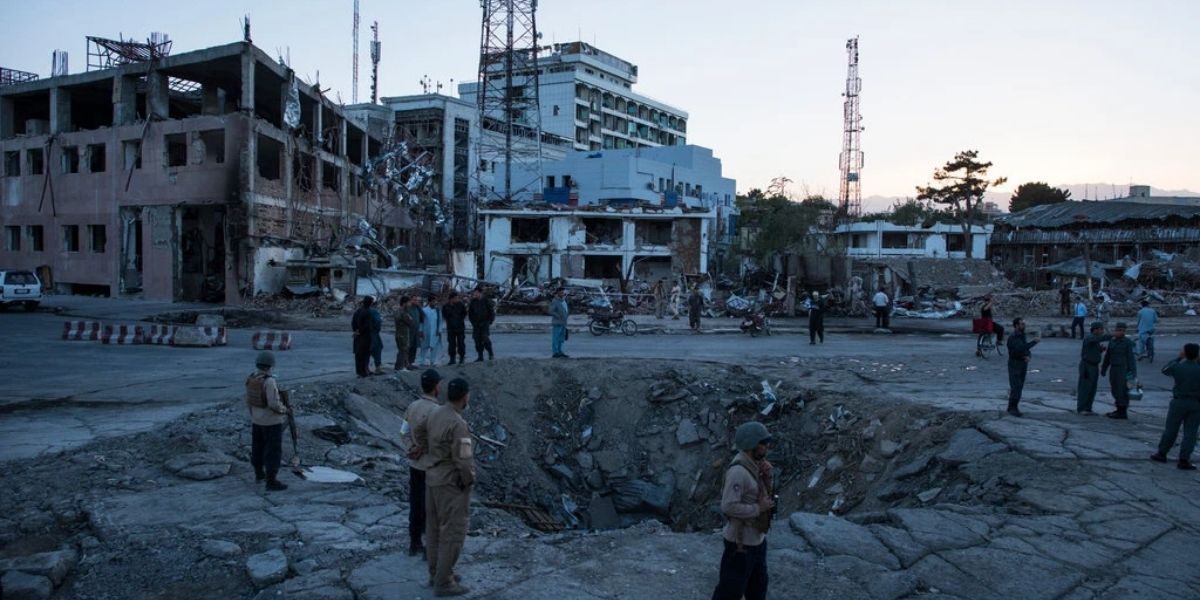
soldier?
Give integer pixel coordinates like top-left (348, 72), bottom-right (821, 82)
top-left (423, 378), bottom-right (475, 597)
top-left (351, 296), bottom-right (375, 378)
top-left (402, 369), bottom-right (443, 557)
top-left (393, 296), bottom-right (416, 371)
top-left (1101, 322), bottom-right (1138, 419)
top-left (1005, 317), bottom-right (1039, 417)
top-left (442, 292), bottom-right (468, 365)
top-left (1076, 321), bottom-right (1112, 415)
top-left (467, 288), bottom-right (495, 362)
top-left (246, 351), bottom-right (290, 491)
top-left (1151, 343), bottom-right (1200, 470)
top-left (711, 421), bottom-right (775, 600)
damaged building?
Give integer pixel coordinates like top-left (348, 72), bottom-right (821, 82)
top-left (0, 37), bottom-right (385, 303)
top-left (480, 206), bottom-right (713, 286)
top-left (990, 192), bottom-right (1200, 288)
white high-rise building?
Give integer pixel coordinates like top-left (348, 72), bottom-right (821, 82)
top-left (459, 41), bottom-right (689, 152)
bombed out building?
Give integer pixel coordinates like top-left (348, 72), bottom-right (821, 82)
top-left (0, 37), bottom-right (387, 303)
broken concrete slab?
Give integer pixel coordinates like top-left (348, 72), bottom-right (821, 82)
top-left (1, 570), bottom-right (52, 600)
top-left (341, 393), bottom-right (406, 451)
top-left (892, 451), bottom-right (934, 479)
top-left (587, 495), bottom-right (621, 530)
top-left (788, 512), bottom-right (900, 569)
top-left (246, 548), bottom-right (289, 588)
top-left (347, 553), bottom-right (423, 599)
top-left (0, 549), bottom-right (77, 586)
top-left (936, 428), bottom-right (1006, 466)
top-left (163, 452), bottom-right (233, 481)
top-left (200, 539), bottom-right (242, 559)
top-left (887, 509), bottom-right (989, 552)
top-left (87, 481), bottom-right (295, 540)
top-left (675, 418), bottom-right (701, 446)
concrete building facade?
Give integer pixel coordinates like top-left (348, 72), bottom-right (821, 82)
top-left (479, 206), bottom-right (713, 286)
top-left (833, 221), bottom-right (992, 259)
top-left (0, 41), bottom-right (384, 303)
top-left (459, 41), bottom-right (688, 152)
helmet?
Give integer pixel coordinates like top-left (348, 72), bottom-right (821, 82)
top-left (734, 421), bottom-right (772, 451)
top-left (256, 350), bottom-right (276, 368)
top-left (1090, 321), bottom-right (1105, 331)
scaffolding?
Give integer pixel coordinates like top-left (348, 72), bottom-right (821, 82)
top-left (0, 67), bottom-right (39, 86)
top-left (86, 33), bottom-right (173, 71)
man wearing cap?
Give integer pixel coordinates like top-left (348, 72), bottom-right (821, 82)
top-left (467, 288), bottom-right (495, 362)
top-left (550, 288), bottom-right (569, 358)
top-left (246, 351), bottom-right (290, 491)
top-left (1151, 343), bottom-right (1200, 470)
top-left (442, 292), bottom-right (468, 365)
top-left (402, 369), bottom-right (443, 557)
top-left (423, 378), bottom-right (475, 597)
top-left (1076, 322), bottom-right (1112, 415)
top-left (711, 421), bottom-right (775, 600)
top-left (1101, 322), bottom-right (1138, 419)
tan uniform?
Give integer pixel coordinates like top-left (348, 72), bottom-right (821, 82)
top-left (720, 453), bottom-right (770, 548)
top-left (424, 403), bottom-right (475, 589)
top-left (245, 371), bottom-right (287, 426)
top-left (403, 395), bottom-right (440, 471)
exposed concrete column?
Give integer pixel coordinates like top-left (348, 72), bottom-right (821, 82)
top-left (622, 219), bottom-right (636, 253)
top-left (145, 72), bottom-right (169, 120)
top-left (49, 87), bottom-right (72, 134)
top-left (201, 84), bottom-right (225, 116)
top-left (113, 75), bottom-right (138, 125)
top-left (240, 48), bottom-right (255, 113)
top-left (0, 96), bottom-right (14, 139)
top-left (313, 101), bottom-right (323, 205)
top-left (338, 118), bottom-right (349, 215)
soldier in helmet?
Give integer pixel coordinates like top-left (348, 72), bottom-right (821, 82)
top-left (246, 350), bottom-right (291, 491)
top-left (711, 421), bottom-right (775, 600)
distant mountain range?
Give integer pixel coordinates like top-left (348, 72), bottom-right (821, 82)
top-left (861, 184), bottom-right (1199, 213)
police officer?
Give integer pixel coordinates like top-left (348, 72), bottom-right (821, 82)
top-left (711, 421), bottom-right (775, 600)
top-left (442, 292), bottom-right (468, 365)
top-left (421, 378), bottom-right (475, 597)
top-left (1101, 322), bottom-right (1138, 419)
top-left (1005, 317), bottom-right (1039, 417)
top-left (246, 351), bottom-right (290, 491)
top-left (1076, 321), bottom-right (1112, 415)
top-left (1151, 343), bottom-right (1200, 470)
top-left (467, 288), bottom-right (495, 362)
top-left (402, 369), bottom-right (443, 557)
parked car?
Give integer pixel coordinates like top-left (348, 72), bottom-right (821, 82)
top-left (0, 270), bottom-right (43, 311)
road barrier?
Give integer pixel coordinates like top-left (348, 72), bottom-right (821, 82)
top-left (62, 321), bottom-right (101, 341)
top-left (101, 324), bottom-right (145, 345)
top-left (252, 331), bottom-right (292, 351)
top-left (201, 326), bottom-right (228, 346)
top-left (147, 324), bottom-right (177, 345)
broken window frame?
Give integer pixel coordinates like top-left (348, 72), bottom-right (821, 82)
top-left (62, 224), bottom-right (80, 253)
top-left (510, 218), bottom-right (549, 243)
top-left (87, 143), bottom-right (107, 173)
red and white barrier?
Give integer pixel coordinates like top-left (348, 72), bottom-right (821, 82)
top-left (101, 324), bottom-right (145, 345)
top-left (252, 331), bottom-right (292, 351)
top-left (62, 321), bottom-right (101, 341)
top-left (200, 326), bottom-right (227, 346)
top-left (147, 324), bottom-right (177, 345)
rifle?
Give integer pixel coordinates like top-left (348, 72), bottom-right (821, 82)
top-left (280, 390), bottom-right (302, 474)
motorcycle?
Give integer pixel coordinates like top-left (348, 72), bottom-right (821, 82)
top-left (587, 309), bottom-right (638, 336)
top-left (740, 311), bottom-right (771, 337)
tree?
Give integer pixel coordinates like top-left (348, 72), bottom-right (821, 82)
top-left (1009, 182), bottom-right (1071, 213)
top-left (735, 190), bottom-right (827, 260)
top-left (915, 150), bottom-right (1006, 258)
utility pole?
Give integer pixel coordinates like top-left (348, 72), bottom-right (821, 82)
top-left (369, 21), bottom-right (380, 104)
top-left (838, 36), bottom-right (863, 222)
top-left (352, 0), bottom-right (359, 104)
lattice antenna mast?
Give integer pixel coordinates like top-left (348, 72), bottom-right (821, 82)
top-left (369, 21), bottom-right (381, 104)
top-left (838, 36), bottom-right (863, 220)
top-left (352, 0), bottom-right (360, 104)
top-left (476, 0), bottom-right (544, 203)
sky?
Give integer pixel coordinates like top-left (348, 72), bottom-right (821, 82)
top-left (4, 0), bottom-right (1198, 210)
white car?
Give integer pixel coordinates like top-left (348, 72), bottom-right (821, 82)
top-left (0, 270), bottom-right (43, 311)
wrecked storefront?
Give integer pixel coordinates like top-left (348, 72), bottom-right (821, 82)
top-left (0, 37), bottom-right (387, 303)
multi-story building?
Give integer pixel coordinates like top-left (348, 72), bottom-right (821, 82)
top-left (0, 40), bottom-right (384, 303)
top-left (459, 41), bottom-right (688, 152)
top-left (832, 221), bottom-right (993, 259)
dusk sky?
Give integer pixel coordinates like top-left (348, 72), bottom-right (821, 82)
top-left (4, 0), bottom-right (1197, 209)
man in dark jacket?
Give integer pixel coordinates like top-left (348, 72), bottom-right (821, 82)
top-left (1005, 317), bottom-right (1039, 417)
top-left (394, 296), bottom-right (417, 371)
top-left (806, 291), bottom-right (826, 345)
top-left (406, 296), bottom-right (423, 366)
top-left (467, 288), bottom-right (495, 362)
top-left (442, 292), bottom-right (468, 365)
top-left (1101, 322), bottom-right (1138, 420)
top-left (1151, 343), bottom-right (1200, 470)
top-left (688, 287), bottom-right (704, 331)
top-left (1076, 321), bottom-right (1111, 415)
top-left (351, 296), bottom-right (375, 378)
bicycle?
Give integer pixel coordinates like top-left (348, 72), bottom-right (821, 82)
top-left (973, 319), bottom-right (1005, 359)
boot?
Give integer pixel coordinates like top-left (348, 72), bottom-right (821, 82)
top-left (408, 542), bottom-right (425, 557)
top-left (475, 353), bottom-right (484, 363)
top-left (1006, 400), bottom-right (1022, 418)
top-left (488, 349), bottom-right (495, 360)
top-left (1106, 409), bottom-right (1128, 420)
top-left (265, 479), bottom-right (288, 491)
top-left (458, 355), bottom-right (465, 365)
top-left (254, 468), bottom-right (265, 483)
top-left (1178, 461), bottom-right (1197, 471)
top-left (1150, 453), bottom-right (1168, 463)
top-left (447, 358), bottom-right (456, 365)
top-left (434, 581), bottom-right (468, 597)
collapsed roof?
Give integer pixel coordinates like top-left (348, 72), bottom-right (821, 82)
top-left (997, 201), bottom-right (1200, 229)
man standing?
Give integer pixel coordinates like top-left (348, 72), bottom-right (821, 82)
top-left (1101, 322), bottom-right (1138, 420)
top-left (1059, 284), bottom-right (1071, 316)
top-left (652, 278), bottom-right (666, 320)
top-left (550, 288), bottom-right (569, 358)
top-left (1151, 343), bottom-right (1200, 471)
top-left (688, 286), bottom-right (705, 331)
top-left (402, 369), bottom-right (442, 557)
top-left (246, 351), bottom-right (290, 491)
top-left (351, 296), bottom-right (375, 378)
top-left (1136, 300), bottom-right (1159, 362)
top-left (1071, 297), bottom-right (1088, 339)
top-left (420, 297), bottom-right (443, 367)
top-left (1005, 317), bottom-right (1039, 417)
top-left (422, 378), bottom-right (475, 597)
top-left (1076, 322), bottom-right (1111, 415)
top-left (467, 288), bottom-right (495, 362)
top-left (873, 287), bottom-right (891, 329)
top-left (369, 298), bottom-right (384, 375)
top-left (407, 295), bottom-right (424, 367)
top-left (670, 281), bottom-right (682, 320)
top-left (394, 296), bottom-right (416, 371)
top-left (442, 292), bottom-right (468, 365)
top-left (806, 291), bottom-right (826, 345)
top-left (711, 421), bottom-right (774, 600)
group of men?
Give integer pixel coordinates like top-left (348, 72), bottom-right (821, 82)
top-left (351, 289), bottom-right (497, 377)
